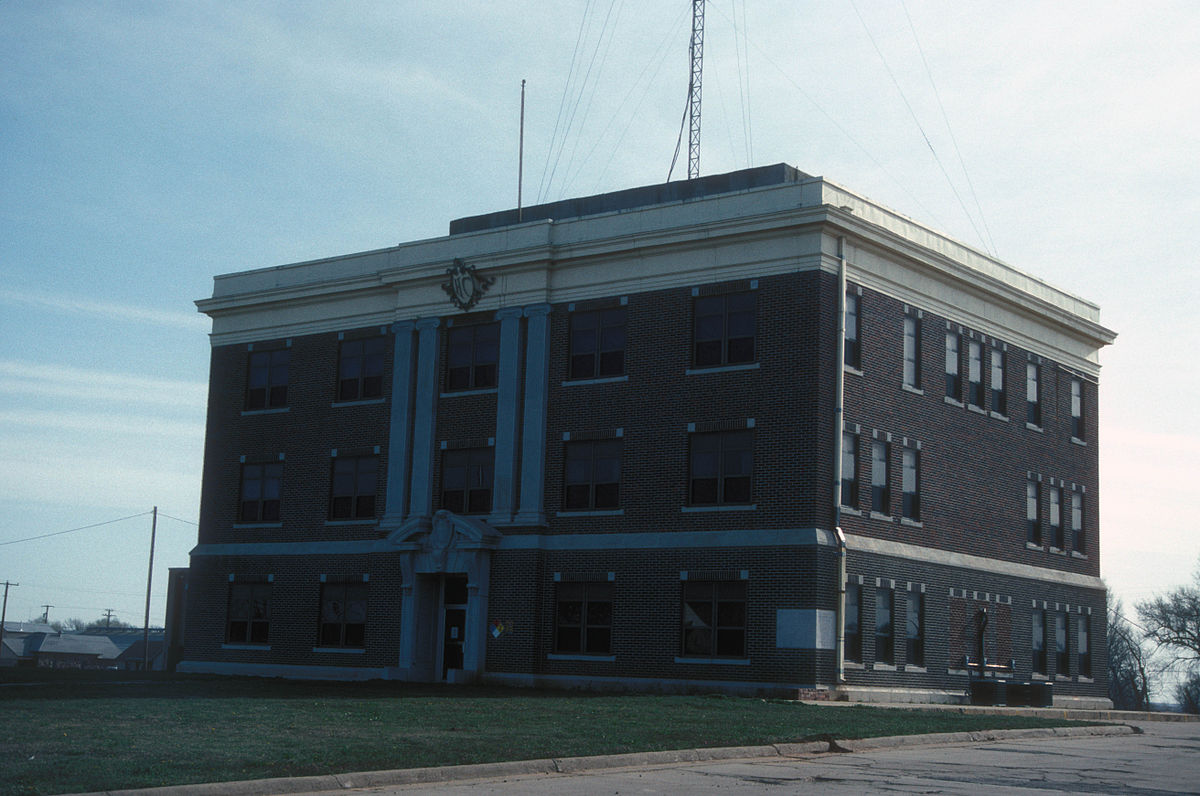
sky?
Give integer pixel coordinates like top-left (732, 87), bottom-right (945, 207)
top-left (1, 1), bottom-right (1197, 634)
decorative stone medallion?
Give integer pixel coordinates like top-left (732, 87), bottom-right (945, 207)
top-left (441, 259), bottom-right (495, 311)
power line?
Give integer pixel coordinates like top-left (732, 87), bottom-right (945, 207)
top-left (157, 511), bottom-right (197, 526)
top-left (0, 511), bottom-right (152, 547)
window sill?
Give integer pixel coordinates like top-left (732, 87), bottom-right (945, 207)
top-left (222, 644), bottom-right (270, 651)
top-left (232, 522), bottom-right (283, 529)
top-left (1031, 673), bottom-right (1049, 681)
top-left (989, 411), bottom-right (1009, 422)
top-left (844, 661), bottom-right (865, 670)
top-left (548, 653), bottom-right (617, 662)
top-left (562, 375), bottom-right (628, 387)
top-left (440, 387), bottom-right (499, 398)
top-left (685, 362), bottom-right (760, 376)
top-left (682, 504), bottom-right (757, 513)
top-left (869, 511), bottom-right (893, 522)
top-left (872, 662), bottom-right (897, 671)
top-left (1026, 422), bottom-right (1043, 433)
top-left (903, 665), bottom-right (927, 673)
top-left (902, 384), bottom-right (924, 396)
top-left (331, 398), bottom-right (386, 408)
top-left (1049, 546), bottom-right (1067, 556)
top-left (557, 509), bottom-right (624, 517)
top-left (900, 517), bottom-right (923, 528)
top-left (325, 518), bottom-right (378, 527)
top-left (1026, 541), bottom-right (1045, 551)
top-left (312, 647), bottom-right (365, 654)
top-left (674, 656), bottom-right (751, 666)
top-left (1055, 674), bottom-right (1071, 682)
top-left (947, 668), bottom-right (969, 676)
top-left (843, 365), bottom-right (864, 377)
top-left (241, 407), bottom-right (290, 416)
top-left (1078, 676), bottom-right (1095, 684)
top-left (943, 397), bottom-right (963, 407)
top-left (967, 404), bottom-right (988, 416)
top-left (1071, 436), bottom-right (1087, 446)
top-left (1071, 550), bottom-right (1088, 560)
top-left (839, 505), bottom-right (862, 516)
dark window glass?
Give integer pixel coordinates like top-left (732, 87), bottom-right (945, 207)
top-left (226, 582), bottom-right (270, 644)
top-left (1049, 486), bottom-right (1063, 549)
top-left (329, 456), bottom-right (377, 520)
top-left (1032, 610), bottom-right (1047, 675)
top-left (319, 581), bottom-right (367, 648)
top-left (1071, 379), bottom-right (1085, 439)
top-left (442, 448), bottom-right (494, 514)
top-left (570, 308), bottom-right (626, 379)
top-left (906, 592), bottom-right (924, 667)
top-left (1078, 618), bottom-right (1092, 678)
top-left (903, 316), bottom-right (921, 388)
top-left (1026, 479), bottom-right (1042, 546)
top-left (841, 432), bottom-right (858, 508)
top-left (845, 584), bottom-right (862, 663)
top-left (844, 292), bottom-right (860, 369)
top-left (564, 440), bottom-right (621, 511)
top-left (693, 292), bottom-right (755, 368)
top-left (247, 349), bottom-right (289, 410)
top-left (875, 588), bottom-right (894, 665)
top-left (681, 580), bottom-right (746, 658)
top-left (689, 430), bottom-right (753, 505)
top-left (968, 341), bottom-right (984, 407)
top-left (1055, 613), bottom-right (1069, 675)
top-left (337, 337), bottom-right (387, 401)
top-left (1072, 492), bottom-right (1085, 553)
top-left (1026, 363), bottom-right (1041, 426)
top-left (447, 323), bottom-right (499, 391)
top-left (871, 441), bottom-right (889, 514)
top-left (944, 333), bottom-right (961, 399)
top-left (240, 462), bottom-right (282, 523)
top-left (554, 582), bottom-right (613, 654)
top-left (901, 448), bottom-right (920, 521)
top-left (990, 348), bottom-right (1006, 415)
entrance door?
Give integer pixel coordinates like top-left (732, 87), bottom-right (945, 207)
top-left (441, 575), bottom-right (468, 680)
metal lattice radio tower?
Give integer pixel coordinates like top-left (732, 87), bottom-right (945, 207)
top-left (687, 0), bottom-right (705, 180)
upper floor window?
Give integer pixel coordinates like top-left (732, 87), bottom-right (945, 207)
top-left (689, 430), bottom-right (752, 505)
top-left (845, 583), bottom-right (862, 663)
top-left (901, 448), bottom-right (920, 521)
top-left (1078, 618), bottom-right (1092, 678)
top-left (226, 581), bottom-right (270, 645)
top-left (841, 432), bottom-right (858, 508)
top-left (318, 580), bottom-right (367, 648)
top-left (564, 439), bottom-right (621, 511)
top-left (681, 580), bottom-right (746, 658)
top-left (1049, 486), bottom-right (1063, 549)
top-left (555, 582), bottom-right (613, 655)
top-left (446, 323), bottom-right (499, 391)
top-left (906, 592), bottom-right (924, 667)
top-left (1032, 610), bottom-right (1047, 675)
top-left (337, 337), bottom-right (386, 402)
top-left (990, 349), bottom-right (1006, 415)
top-left (871, 440), bottom-right (889, 514)
top-left (239, 462), bottom-right (282, 523)
top-left (442, 447), bottom-right (494, 514)
top-left (1072, 491), bottom-right (1085, 553)
top-left (875, 588), bottom-right (894, 665)
top-left (1026, 479), bottom-right (1042, 545)
top-left (329, 455), bottom-right (377, 520)
top-left (944, 333), bottom-right (961, 399)
top-left (967, 341), bottom-right (984, 407)
top-left (570, 308), bottom-right (626, 379)
top-left (694, 292), bottom-right (755, 368)
top-left (903, 316), bottom-right (921, 389)
top-left (844, 291), bottom-right (861, 369)
top-left (1026, 363), bottom-right (1041, 426)
top-left (247, 349), bottom-right (289, 410)
top-left (1071, 378), bottom-right (1085, 439)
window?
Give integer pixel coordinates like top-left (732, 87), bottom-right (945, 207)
top-left (841, 432), bottom-right (858, 508)
top-left (968, 340), bottom-right (984, 407)
top-left (1049, 486), bottom-right (1063, 549)
top-left (906, 592), bottom-right (924, 667)
top-left (901, 448), bottom-right (920, 521)
top-left (1026, 363), bottom-right (1041, 426)
top-left (990, 348), bottom-right (1006, 415)
top-left (570, 308), bottom-right (625, 379)
top-left (441, 448), bottom-right (494, 514)
top-left (337, 337), bottom-right (386, 401)
top-left (871, 440), bottom-right (889, 514)
top-left (1078, 617), bottom-right (1092, 678)
top-left (693, 292), bottom-right (755, 367)
top-left (681, 580), bottom-right (746, 658)
top-left (944, 333), bottom-right (961, 399)
top-left (689, 430), bottom-right (752, 505)
top-left (875, 588), bottom-right (894, 665)
top-left (564, 440), bottom-right (621, 511)
top-left (903, 316), bottom-right (921, 388)
top-left (246, 349), bottom-right (289, 410)
top-left (239, 462), bottom-right (282, 523)
top-left (1072, 491), bottom-right (1085, 553)
top-left (1071, 378), bottom-right (1085, 439)
top-left (845, 584), bottom-right (862, 663)
top-left (844, 292), bottom-right (861, 369)
top-left (1032, 610), bottom-right (1047, 676)
top-left (554, 582), bottom-right (613, 655)
top-left (1054, 613), bottom-right (1069, 675)
top-left (226, 581), bottom-right (270, 644)
top-left (446, 323), bottom-right (499, 391)
top-left (318, 581), bottom-right (367, 648)
top-left (329, 456), bottom-right (377, 520)
top-left (1026, 479), bottom-right (1042, 546)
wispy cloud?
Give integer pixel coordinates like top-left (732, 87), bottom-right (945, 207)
top-left (0, 288), bottom-right (209, 330)
top-left (0, 360), bottom-right (208, 410)
top-left (0, 409), bottom-right (204, 440)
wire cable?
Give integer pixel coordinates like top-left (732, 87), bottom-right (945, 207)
top-left (0, 511), bottom-right (152, 548)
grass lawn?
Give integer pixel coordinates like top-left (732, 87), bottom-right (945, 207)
top-left (1, 674), bottom-right (1090, 796)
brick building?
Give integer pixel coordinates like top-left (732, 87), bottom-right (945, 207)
top-left (181, 164), bottom-right (1115, 706)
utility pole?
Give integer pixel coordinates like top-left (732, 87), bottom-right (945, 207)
top-left (518, 79), bottom-right (526, 222)
top-left (0, 581), bottom-right (18, 655)
top-left (103, 608), bottom-right (115, 629)
top-left (143, 506), bottom-right (157, 671)
top-left (687, 0), bottom-right (705, 180)
top-left (41, 605), bottom-right (53, 624)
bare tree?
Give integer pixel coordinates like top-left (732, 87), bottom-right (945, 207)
top-left (1137, 563), bottom-right (1200, 669)
top-left (1177, 671), bottom-right (1200, 714)
top-left (1108, 597), bottom-right (1156, 711)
